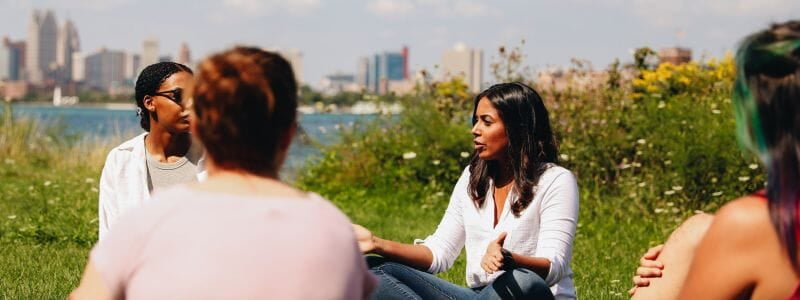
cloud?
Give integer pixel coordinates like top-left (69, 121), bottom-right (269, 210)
top-left (365, 0), bottom-right (489, 17)
top-left (366, 0), bottom-right (415, 16)
top-left (222, 0), bottom-right (321, 16)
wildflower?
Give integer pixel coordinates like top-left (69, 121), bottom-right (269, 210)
top-left (629, 192), bottom-right (637, 198)
top-left (85, 178), bottom-right (95, 183)
top-left (560, 154), bottom-right (570, 161)
top-left (655, 208), bottom-right (666, 213)
top-left (657, 101), bottom-right (666, 109)
top-left (435, 191), bottom-right (445, 197)
top-left (432, 160), bottom-right (440, 165)
top-left (671, 208), bottom-right (680, 213)
top-left (738, 176), bottom-right (750, 182)
top-left (637, 139), bottom-right (646, 145)
top-left (672, 186), bottom-right (683, 191)
top-left (712, 191), bottom-right (723, 196)
top-left (664, 160), bottom-right (672, 165)
top-left (638, 182), bottom-right (646, 187)
top-left (748, 164), bottom-right (759, 170)
top-left (711, 177), bottom-right (718, 183)
top-left (664, 190), bottom-right (676, 195)
top-left (712, 109), bottom-right (721, 114)
top-left (7, 215), bottom-right (16, 219)
top-left (402, 152), bottom-right (417, 160)
top-left (460, 152), bottom-right (470, 158)
top-left (91, 187), bottom-right (99, 193)
top-left (632, 162), bottom-right (642, 168)
top-left (636, 151), bottom-right (643, 155)
top-left (44, 181), bottom-right (52, 187)
top-left (610, 279), bottom-right (620, 284)
top-left (667, 202), bottom-right (675, 206)
top-left (3, 159), bottom-right (14, 165)
top-left (619, 163), bottom-right (631, 169)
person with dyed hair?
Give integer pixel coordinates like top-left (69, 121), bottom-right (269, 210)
top-left (630, 20), bottom-right (800, 299)
top-left (98, 62), bottom-right (205, 240)
top-left (71, 47), bottom-right (375, 299)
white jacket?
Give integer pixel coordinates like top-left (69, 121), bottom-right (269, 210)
top-left (98, 133), bottom-right (207, 240)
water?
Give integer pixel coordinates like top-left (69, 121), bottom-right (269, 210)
top-left (3, 103), bottom-right (375, 179)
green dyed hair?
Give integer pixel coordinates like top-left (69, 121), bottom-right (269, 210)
top-left (733, 25), bottom-right (800, 163)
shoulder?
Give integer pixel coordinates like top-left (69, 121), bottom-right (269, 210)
top-left (712, 195), bottom-right (772, 237)
top-left (104, 133), bottom-right (146, 162)
top-left (538, 164), bottom-right (578, 190)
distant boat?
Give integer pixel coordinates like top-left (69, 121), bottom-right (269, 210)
top-left (53, 86), bottom-right (79, 106)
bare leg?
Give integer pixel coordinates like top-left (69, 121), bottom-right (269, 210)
top-left (632, 213), bottom-right (714, 300)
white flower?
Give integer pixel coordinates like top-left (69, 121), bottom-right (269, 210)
top-left (619, 163), bottom-right (631, 169)
top-left (637, 139), bottom-right (646, 145)
top-left (3, 159), bottom-right (14, 165)
top-left (84, 178), bottom-right (95, 183)
top-left (435, 191), bottom-right (445, 197)
top-left (560, 154), bottom-right (570, 161)
top-left (664, 190), bottom-right (676, 195)
top-left (632, 162), bottom-right (642, 168)
top-left (657, 101), bottom-right (666, 109)
top-left (711, 177), bottom-right (718, 183)
top-left (671, 208), bottom-right (680, 213)
top-left (738, 176), bottom-right (750, 182)
top-left (7, 215), bottom-right (16, 219)
top-left (636, 151), bottom-right (643, 155)
top-left (638, 182), bottom-right (647, 187)
top-left (655, 208), bottom-right (666, 213)
top-left (712, 109), bottom-right (721, 114)
top-left (91, 187), bottom-right (99, 193)
top-left (664, 160), bottom-right (672, 165)
top-left (402, 152), bottom-right (417, 160)
top-left (43, 181), bottom-right (52, 187)
top-left (667, 202), bottom-right (675, 206)
top-left (432, 160), bottom-right (440, 165)
top-left (672, 186), bottom-right (683, 191)
top-left (629, 192), bottom-right (637, 198)
top-left (460, 152), bottom-right (470, 158)
top-left (712, 191), bottom-right (723, 196)
top-left (610, 279), bottom-right (620, 284)
top-left (748, 164), bottom-right (759, 170)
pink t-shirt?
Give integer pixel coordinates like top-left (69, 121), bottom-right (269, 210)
top-left (91, 185), bottom-right (376, 299)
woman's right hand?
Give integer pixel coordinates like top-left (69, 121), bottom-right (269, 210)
top-left (629, 244), bottom-right (665, 296)
top-left (352, 224), bottom-right (378, 254)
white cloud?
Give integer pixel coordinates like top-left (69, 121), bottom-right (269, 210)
top-left (365, 0), bottom-right (489, 17)
top-left (222, 0), bottom-right (321, 15)
top-left (367, 0), bottom-right (415, 16)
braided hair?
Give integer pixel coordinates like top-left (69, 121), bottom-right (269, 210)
top-left (134, 62), bottom-right (193, 131)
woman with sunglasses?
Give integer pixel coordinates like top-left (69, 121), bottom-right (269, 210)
top-left (98, 62), bottom-right (205, 240)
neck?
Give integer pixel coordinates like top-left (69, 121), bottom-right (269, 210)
top-left (205, 157), bottom-right (279, 180)
top-left (146, 125), bottom-right (191, 159)
top-left (492, 159), bottom-right (514, 187)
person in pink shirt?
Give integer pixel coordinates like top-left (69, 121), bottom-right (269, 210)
top-left (70, 47), bottom-right (376, 300)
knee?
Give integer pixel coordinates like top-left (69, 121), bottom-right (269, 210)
top-left (366, 255), bottom-right (389, 270)
top-left (669, 213), bottom-right (714, 247)
top-left (494, 268), bottom-right (552, 299)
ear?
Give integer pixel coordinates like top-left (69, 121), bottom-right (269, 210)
top-left (143, 95), bottom-right (156, 112)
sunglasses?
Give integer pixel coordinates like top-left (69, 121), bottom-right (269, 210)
top-left (152, 88), bottom-right (184, 104)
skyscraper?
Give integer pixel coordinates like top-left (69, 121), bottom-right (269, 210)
top-left (365, 48), bottom-right (408, 93)
top-left (85, 48), bottom-right (125, 92)
top-left (72, 52), bottom-right (84, 82)
top-left (441, 43), bottom-right (483, 93)
top-left (177, 43), bottom-right (191, 66)
top-left (0, 38), bottom-right (24, 81)
top-left (26, 9), bottom-right (58, 84)
top-left (356, 57), bottom-right (369, 90)
top-left (141, 38), bottom-right (159, 69)
top-left (56, 18), bottom-right (80, 82)
top-left (124, 53), bottom-right (140, 82)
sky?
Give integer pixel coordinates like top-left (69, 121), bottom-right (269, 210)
top-left (1, 0), bottom-right (798, 88)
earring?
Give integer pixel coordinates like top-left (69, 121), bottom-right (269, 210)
top-left (136, 107), bottom-right (143, 117)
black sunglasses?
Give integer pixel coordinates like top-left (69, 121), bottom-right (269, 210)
top-left (152, 88), bottom-right (184, 104)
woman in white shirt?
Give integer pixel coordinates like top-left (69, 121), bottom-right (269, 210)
top-left (98, 62), bottom-right (206, 240)
top-left (354, 82), bottom-right (579, 299)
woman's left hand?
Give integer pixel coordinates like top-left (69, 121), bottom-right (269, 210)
top-left (481, 232), bottom-right (507, 274)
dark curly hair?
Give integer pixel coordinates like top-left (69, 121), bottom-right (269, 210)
top-left (134, 62), bottom-right (193, 131)
top-left (468, 82), bottom-right (559, 217)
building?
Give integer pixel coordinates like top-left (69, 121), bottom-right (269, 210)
top-left (356, 57), bottom-right (369, 89)
top-left (0, 38), bottom-right (24, 81)
top-left (659, 47), bottom-right (692, 65)
top-left (26, 9), bottom-right (59, 84)
top-left (124, 53), bottom-right (140, 82)
top-left (85, 48), bottom-right (126, 92)
top-left (141, 38), bottom-right (159, 69)
top-left (441, 43), bottom-right (483, 93)
top-left (177, 43), bottom-right (191, 65)
top-left (56, 18), bottom-right (80, 82)
top-left (71, 52), bottom-right (84, 82)
top-left (365, 47), bottom-right (410, 94)
top-left (320, 73), bottom-right (360, 95)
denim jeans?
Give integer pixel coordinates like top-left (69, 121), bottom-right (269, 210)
top-left (366, 256), bottom-right (554, 300)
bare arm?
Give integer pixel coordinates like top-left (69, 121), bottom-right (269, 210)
top-left (69, 261), bottom-right (112, 300)
top-left (353, 224), bottom-right (433, 270)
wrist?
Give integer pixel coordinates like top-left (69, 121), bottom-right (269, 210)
top-left (501, 248), bottom-right (517, 271)
top-left (372, 236), bottom-right (385, 254)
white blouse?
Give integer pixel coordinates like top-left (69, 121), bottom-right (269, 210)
top-left (418, 164), bottom-right (579, 299)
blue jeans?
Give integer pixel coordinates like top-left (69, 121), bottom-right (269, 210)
top-left (367, 256), bottom-right (554, 300)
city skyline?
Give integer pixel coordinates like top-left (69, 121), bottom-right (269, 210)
top-left (1, 0), bottom-right (798, 88)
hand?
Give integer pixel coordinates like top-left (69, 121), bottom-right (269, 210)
top-left (352, 224), bottom-right (378, 254)
top-left (481, 232), bottom-right (507, 274)
top-left (629, 244), bottom-right (665, 296)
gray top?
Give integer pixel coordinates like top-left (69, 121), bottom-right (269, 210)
top-left (145, 140), bottom-right (202, 193)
